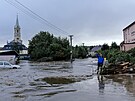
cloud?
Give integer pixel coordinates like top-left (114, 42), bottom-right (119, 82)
top-left (1, 0), bottom-right (135, 46)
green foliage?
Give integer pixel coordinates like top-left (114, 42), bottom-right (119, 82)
top-left (101, 43), bottom-right (109, 51)
top-left (127, 48), bottom-right (135, 64)
top-left (127, 48), bottom-right (135, 57)
top-left (110, 42), bottom-right (119, 49)
top-left (100, 48), bottom-right (135, 64)
top-left (107, 50), bottom-right (130, 63)
top-left (73, 45), bottom-right (88, 58)
top-left (28, 31), bottom-right (70, 61)
top-left (98, 42), bottom-right (133, 64)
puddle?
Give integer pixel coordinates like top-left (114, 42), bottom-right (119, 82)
top-left (41, 77), bottom-right (77, 85)
top-left (37, 74), bottom-right (93, 85)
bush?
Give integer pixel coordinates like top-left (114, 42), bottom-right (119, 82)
top-left (100, 49), bottom-right (133, 64)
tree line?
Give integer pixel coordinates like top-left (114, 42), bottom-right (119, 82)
top-left (28, 31), bottom-right (88, 61)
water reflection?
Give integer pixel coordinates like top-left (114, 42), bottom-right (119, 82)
top-left (105, 74), bottom-right (135, 97)
top-left (97, 75), bottom-right (105, 94)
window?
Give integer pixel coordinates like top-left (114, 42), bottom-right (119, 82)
top-left (4, 62), bottom-right (11, 66)
top-left (131, 31), bottom-right (135, 35)
top-left (0, 62), bottom-right (3, 65)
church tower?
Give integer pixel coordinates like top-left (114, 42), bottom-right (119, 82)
top-left (2, 15), bottom-right (28, 57)
top-left (14, 15), bottom-right (22, 43)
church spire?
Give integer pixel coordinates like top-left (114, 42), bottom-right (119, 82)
top-left (14, 14), bottom-right (22, 43)
top-left (15, 14), bottom-right (20, 28)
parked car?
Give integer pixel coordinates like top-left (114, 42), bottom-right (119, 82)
top-left (0, 61), bottom-right (20, 69)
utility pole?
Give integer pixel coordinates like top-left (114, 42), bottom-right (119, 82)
top-left (69, 35), bottom-right (73, 63)
top-left (82, 43), bottom-right (84, 46)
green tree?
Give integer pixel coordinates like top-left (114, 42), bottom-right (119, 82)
top-left (111, 42), bottom-right (119, 49)
top-left (73, 45), bottom-right (88, 59)
top-left (101, 43), bottom-right (109, 51)
top-left (28, 31), bottom-right (70, 61)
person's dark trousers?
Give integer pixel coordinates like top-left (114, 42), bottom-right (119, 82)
top-left (97, 63), bottom-right (103, 74)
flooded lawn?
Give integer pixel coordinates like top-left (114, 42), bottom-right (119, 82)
top-left (0, 58), bottom-right (135, 101)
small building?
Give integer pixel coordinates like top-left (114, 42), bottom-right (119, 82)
top-left (0, 50), bottom-right (19, 64)
top-left (89, 46), bottom-right (102, 57)
top-left (120, 21), bottom-right (135, 51)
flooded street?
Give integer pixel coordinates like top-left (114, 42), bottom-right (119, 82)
top-left (0, 58), bottom-right (135, 101)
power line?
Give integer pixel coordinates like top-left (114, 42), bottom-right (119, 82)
top-left (4, 0), bottom-right (70, 36)
top-left (4, 0), bottom-right (44, 24)
top-left (4, 0), bottom-right (66, 35)
top-left (14, 0), bottom-right (69, 35)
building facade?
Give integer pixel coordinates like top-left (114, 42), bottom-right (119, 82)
top-left (120, 21), bottom-right (135, 51)
top-left (0, 51), bottom-right (19, 64)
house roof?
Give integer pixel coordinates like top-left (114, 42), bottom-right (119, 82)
top-left (91, 46), bottom-right (102, 52)
top-left (123, 21), bottom-right (135, 31)
top-left (2, 41), bottom-right (28, 50)
top-left (0, 50), bottom-right (19, 56)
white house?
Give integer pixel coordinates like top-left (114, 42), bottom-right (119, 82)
top-left (0, 50), bottom-right (19, 64)
top-left (89, 46), bottom-right (102, 57)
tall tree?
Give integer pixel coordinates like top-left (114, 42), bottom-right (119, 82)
top-left (28, 31), bottom-right (70, 61)
top-left (111, 42), bottom-right (119, 49)
top-left (73, 45), bottom-right (88, 58)
top-left (101, 43), bottom-right (109, 51)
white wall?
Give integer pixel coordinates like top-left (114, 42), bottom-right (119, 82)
top-left (0, 55), bottom-right (16, 64)
top-left (19, 50), bottom-right (28, 54)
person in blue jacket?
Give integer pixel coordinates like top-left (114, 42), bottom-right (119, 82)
top-left (96, 53), bottom-right (104, 74)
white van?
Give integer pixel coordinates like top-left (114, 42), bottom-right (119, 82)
top-left (0, 61), bottom-right (20, 69)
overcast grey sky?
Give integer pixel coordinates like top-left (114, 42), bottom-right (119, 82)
top-left (0, 0), bottom-right (135, 47)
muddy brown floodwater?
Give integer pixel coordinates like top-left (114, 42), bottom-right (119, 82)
top-left (0, 58), bottom-right (135, 101)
